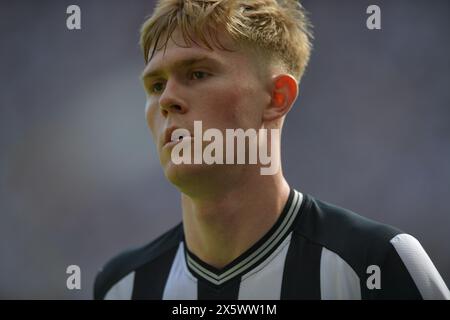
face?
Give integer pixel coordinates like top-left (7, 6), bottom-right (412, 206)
top-left (141, 29), bottom-right (272, 196)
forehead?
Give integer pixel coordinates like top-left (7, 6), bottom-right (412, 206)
top-left (141, 28), bottom-right (253, 77)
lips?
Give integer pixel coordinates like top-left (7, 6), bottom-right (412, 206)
top-left (163, 126), bottom-right (192, 147)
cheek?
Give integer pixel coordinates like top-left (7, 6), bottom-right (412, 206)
top-left (224, 84), bottom-right (264, 129)
top-left (145, 101), bottom-right (160, 138)
top-left (203, 89), bottom-right (245, 128)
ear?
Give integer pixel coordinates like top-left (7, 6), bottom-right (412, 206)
top-left (263, 74), bottom-right (299, 122)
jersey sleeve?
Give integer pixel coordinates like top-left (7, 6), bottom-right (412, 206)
top-left (377, 233), bottom-right (449, 299)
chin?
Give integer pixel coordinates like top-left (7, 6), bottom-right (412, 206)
top-left (163, 161), bottom-right (229, 197)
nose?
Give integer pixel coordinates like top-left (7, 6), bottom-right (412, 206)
top-left (158, 79), bottom-right (187, 117)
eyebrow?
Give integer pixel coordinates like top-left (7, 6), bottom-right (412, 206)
top-left (140, 56), bottom-right (221, 80)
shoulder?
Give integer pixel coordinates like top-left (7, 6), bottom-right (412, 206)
top-left (93, 223), bottom-right (183, 300)
top-left (294, 193), bottom-right (450, 299)
top-left (295, 193), bottom-right (402, 259)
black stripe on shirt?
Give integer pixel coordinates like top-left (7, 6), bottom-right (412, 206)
top-left (281, 232), bottom-right (322, 299)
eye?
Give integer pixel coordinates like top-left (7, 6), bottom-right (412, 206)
top-left (150, 82), bottom-right (165, 94)
top-left (190, 71), bottom-right (208, 80)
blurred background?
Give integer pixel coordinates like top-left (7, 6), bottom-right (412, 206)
top-left (0, 0), bottom-right (449, 299)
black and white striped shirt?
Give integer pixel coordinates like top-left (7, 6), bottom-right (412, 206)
top-left (94, 189), bottom-right (449, 300)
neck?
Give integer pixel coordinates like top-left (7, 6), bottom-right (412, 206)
top-left (181, 170), bottom-right (290, 269)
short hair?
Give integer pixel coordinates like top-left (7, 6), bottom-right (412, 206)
top-left (140, 0), bottom-right (313, 81)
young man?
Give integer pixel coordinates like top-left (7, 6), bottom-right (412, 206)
top-left (94, 0), bottom-right (449, 299)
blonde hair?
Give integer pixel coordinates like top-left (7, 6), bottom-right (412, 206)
top-left (140, 0), bottom-right (313, 81)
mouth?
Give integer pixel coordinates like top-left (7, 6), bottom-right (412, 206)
top-left (163, 126), bottom-right (192, 148)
